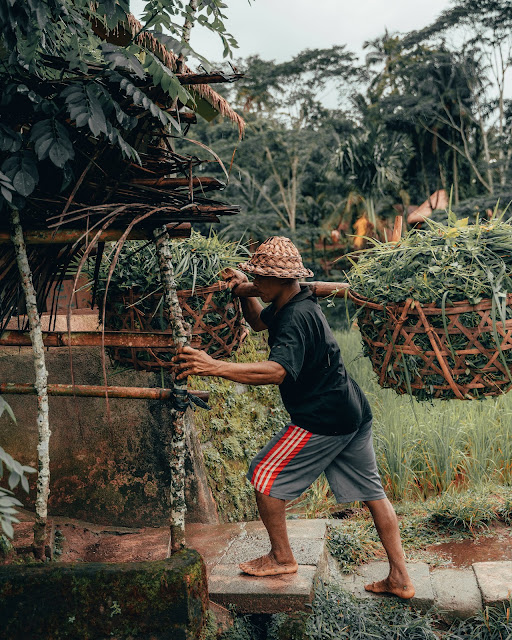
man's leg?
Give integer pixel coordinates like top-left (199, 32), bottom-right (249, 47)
top-left (239, 490), bottom-right (299, 576)
top-left (364, 498), bottom-right (415, 598)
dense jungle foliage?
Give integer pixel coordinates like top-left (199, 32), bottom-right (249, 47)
top-left (183, 0), bottom-right (512, 278)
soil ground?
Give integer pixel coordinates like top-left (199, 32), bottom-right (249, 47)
top-left (424, 523), bottom-right (512, 567)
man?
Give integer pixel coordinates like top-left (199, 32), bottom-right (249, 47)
top-left (174, 236), bottom-right (415, 599)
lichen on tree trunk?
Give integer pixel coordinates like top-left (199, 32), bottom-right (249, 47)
top-left (153, 226), bottom-right (190, 554)
top-left (9, 209), bottom-right (51, 558)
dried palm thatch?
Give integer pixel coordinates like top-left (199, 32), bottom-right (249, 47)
top-left (123, 14), bottom-right (245, 137)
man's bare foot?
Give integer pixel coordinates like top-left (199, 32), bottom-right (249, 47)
top-left (364, 577), bottom-right (415, 599)
top-left (239, 552), bottom-right (299, 577)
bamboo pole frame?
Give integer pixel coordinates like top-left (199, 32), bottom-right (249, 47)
top-left (0, 330), bottom-right (200, 349)
top-left (0, 223), bottom-right (191, 245)
top-left (234, 281), bottom-right (349, 298)
top-left (0, 383), bottom-right (208, 402)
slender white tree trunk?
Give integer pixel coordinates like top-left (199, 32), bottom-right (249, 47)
top-left (176, 1), bottom-right (198, 74)
top-left (10, 209), bottom-right (50, 558)
top-left (478, 107), bottom-right (494, 195)
top-left (153, 227), bottom-right (189, 554)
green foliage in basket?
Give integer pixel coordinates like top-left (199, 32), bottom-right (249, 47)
top-left (345, 208), bottom-right (512, 400)
top-left (92, 230), bottom-right (250, 298)
top-left (87, 231), bottom-right (249, 362)
top-left (347, 209), bottom-right (512, 306)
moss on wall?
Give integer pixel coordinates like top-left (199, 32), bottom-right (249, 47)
top-left (190, 333), bottom-right (289, 522)
top-left (0, 549), bottom-right (207, 639)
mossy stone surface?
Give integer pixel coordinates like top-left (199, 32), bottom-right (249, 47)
top-left (0, 548), bottom-right (207, 639)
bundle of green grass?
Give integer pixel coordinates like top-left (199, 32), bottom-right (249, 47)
top-left (346, 211), bottom-right (512, 400)
top-left (91, 231), bottom-right (250, 371)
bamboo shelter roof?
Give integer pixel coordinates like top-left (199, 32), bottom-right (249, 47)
top-left (0, 22), bottom-right (244, 331)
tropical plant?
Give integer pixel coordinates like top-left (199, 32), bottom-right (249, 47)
top-left (336, 109), bottom-right (413, 233)
top-left (0, 0), bottom-right (238, 211)
top-left (0, 397), bottom-right (36, 540)
top-left (92, 229), bottom-right (249, 296)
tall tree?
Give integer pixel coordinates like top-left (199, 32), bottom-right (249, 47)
top-left (192, 48), bottom-right (359, 241)
top-left (403, 0), bottom-right (512, 192)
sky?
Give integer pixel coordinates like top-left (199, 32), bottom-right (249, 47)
top-left (130, 0), bottom-right (453, 64)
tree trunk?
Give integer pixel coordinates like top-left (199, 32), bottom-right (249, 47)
top-left (177, 0), bottom-right (198, 74)
top-left (478, 108), bottom-right (494, 196)
top-left (153, 227), bottom-right (190, 554)
top-left (453, 148), bottom-right (459, 205)
top-left (9, 209), bottom-right (51, 558)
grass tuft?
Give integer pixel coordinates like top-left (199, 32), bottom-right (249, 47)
top-left (326, 521), bottom-right (381, 573)
top-left (305, 582), bottom-right (512, 640)
top-left (426, 490), bottom-right (502, 532)
top-left (306, 581), bottom-right (438, 639)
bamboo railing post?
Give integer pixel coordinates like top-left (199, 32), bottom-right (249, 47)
top-left (9, 209), bottom-right (51, 558)
top-left (153, 226), bottom-right (189, 554)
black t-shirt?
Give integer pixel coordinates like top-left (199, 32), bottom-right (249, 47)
top-left (260, 286), bottom-right (372, 436)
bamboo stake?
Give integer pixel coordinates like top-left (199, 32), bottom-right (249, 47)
top-left (153, 226), bottom-right (190, 555)
top-left (9, 209), bottom-right (50, 558)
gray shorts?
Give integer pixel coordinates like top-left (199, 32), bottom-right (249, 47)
top-left (246, 419), bottom-right (386, 503)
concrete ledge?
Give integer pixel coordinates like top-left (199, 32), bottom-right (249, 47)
top-left (207, 520), bottom-right (328, 615)
top-left (431, 568), bottom-right (482, 620)
top-left (473, 561), bottom-right (512, 607)
top-left (0, 549), bottom-right (207, 640)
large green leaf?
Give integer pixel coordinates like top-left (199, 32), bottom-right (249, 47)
top-left (12, 170), bottom-right (35, 196)
top-left (0, 123), bottom-right (21, 152)
top-left (30, 119), bottom-right (75, 168)
top-left (143, 52), bottom-right (191, 106)
top-left (61, 83), bottom-right (108, 138)
top-left (106, 72), bottom-right (179, 131)
top-left (101, 43), bottom-right (145, 79)
top-left (1, 152), bottom-right (39, 197)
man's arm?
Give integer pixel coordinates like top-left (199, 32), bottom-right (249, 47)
top-left (174, 346), bottom-right (286, 385)
top-left (223, 268), bottom-right (267, 332)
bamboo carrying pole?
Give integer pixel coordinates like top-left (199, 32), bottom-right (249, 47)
top-left (233, 281), bottom-right (349, 298)
top-left (153, 226), bottom-right (190, 555)
top-left (9, 209), bottom-right (51, 558)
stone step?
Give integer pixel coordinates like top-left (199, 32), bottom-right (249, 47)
top-left (326, 555), bottom-right (511, 619)
top-left (190, 519), bottom-right (329, 614)
top-left (431, 568), bottom-right (482, 620)
top-left (473, 561), bottom-right (512, 607)
top-left (329, 559), bottom-right (434, 610)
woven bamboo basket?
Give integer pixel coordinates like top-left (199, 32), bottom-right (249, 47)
top-left (104, 281), bottom-right (248, 372)
top-left (348, 290), bottom-right (512, 400)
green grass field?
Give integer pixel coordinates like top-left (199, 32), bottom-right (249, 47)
top-left (334, 328), bottom-right (512, 501)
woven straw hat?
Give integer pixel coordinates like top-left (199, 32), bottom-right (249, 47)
top-left (238, 236), bottom-right (314, 278)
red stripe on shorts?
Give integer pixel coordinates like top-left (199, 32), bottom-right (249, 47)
top-left (251, 425), bottom-right (297, 488)
top-left (252, 425), bottom-right (312, 496)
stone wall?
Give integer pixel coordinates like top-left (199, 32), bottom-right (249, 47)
top-left (0, 345), bottom-right (218, 528)
top-left (0, 548), bottom-right (207, 639)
